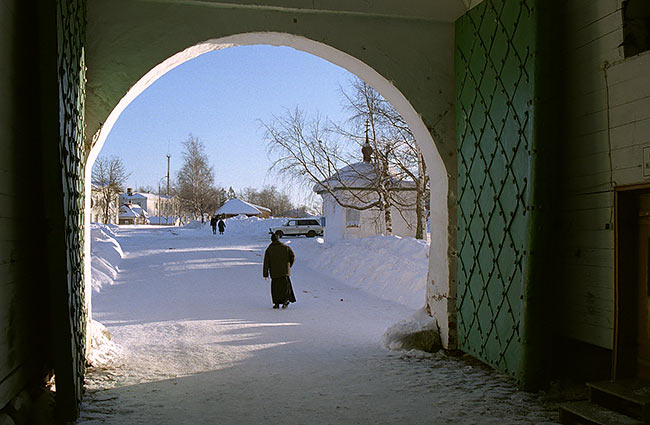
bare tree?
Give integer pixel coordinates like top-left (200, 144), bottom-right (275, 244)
top-left (91, 156), bottom-right (130, 224)
top-left (262, 108), bottom-right (384, 215)
top-left (209, 186), bottom-right (227, 212)
top-left (240, 185), bottom-right (294, 216)
top-left (155, 179), bottom-right (181, 225)
top-left (338, 78), bottom-right (429, 239)
top-left (167, 183), bottom-right (184, 225)
top-left (136, 185), bottom-right (156, 194)
top-left (264, 78), bottom-right (430, 239)
top-left (176, 134), bottom-right (215, 221)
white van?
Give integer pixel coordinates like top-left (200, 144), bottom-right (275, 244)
top-left (269, 218), bottom-right (324, 238)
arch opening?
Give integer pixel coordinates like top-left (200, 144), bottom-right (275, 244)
top-left (84, 32), bottom-right (451, 347)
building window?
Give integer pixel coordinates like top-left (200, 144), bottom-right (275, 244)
top-left (345, 208), bottom-right (360, 228)
top-left (622, 0), bottom-right (650, 57)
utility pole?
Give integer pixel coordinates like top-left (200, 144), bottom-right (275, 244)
top-left (158, 181), bottom-right (161, 226)
top-left (166, 154), bottom-right (171, 196)
top-left (166, 154), bottom-right (171, 225)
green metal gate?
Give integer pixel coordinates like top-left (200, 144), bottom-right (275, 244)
top-left (455, 0), bottom-right (552, 388)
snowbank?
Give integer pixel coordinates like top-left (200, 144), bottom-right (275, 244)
top-left (182, 215), bottom-right (289, 237)
top-left (216, 215), bottom-right (286, 236)
top-left (89, 224), bottom-right (125, 366)
top-left (298, 234), bottom-right (429, 311)
top-left (149, 216), bottom-right (180, 225)
top-left (182, 216), bottom-right (281, 234)
top-left (184, 220), bottom-right (206, 229)
top-left (87, 320), bottom-right (120, 366)
top-left (91, 224), bottom-right (124, 293)
top-left (382, 307), bottom-right (440, 352)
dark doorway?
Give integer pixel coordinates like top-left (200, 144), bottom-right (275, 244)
top-left (615, 187), bottom-right (650, 379)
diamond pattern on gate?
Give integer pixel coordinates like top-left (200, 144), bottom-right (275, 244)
top-left (57, 0), bottom-right (87, 408)
top-left (455, 0), bottom-right (535, 380)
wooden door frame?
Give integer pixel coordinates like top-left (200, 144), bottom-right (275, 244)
top-left (614, 184), bottom-right (650, 379)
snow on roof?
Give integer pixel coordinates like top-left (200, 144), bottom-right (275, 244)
top-left (118, 205), bottom-right (138, 218)
top-left (130, 204), bottom-right (149, 216)
top-left (138, 192), bottom-right (159, 200)
top-left (120, 191), bottom-right (163, 200)
top-left (313, 161), bottom-right (378, 193)
top-left (120, 192), bottom-right (147, 200)
top-left (119, 203), bottom-right (149, 218)
top-left (249, 202), bottom-right (271, 213)
top-left (313, 161), bottom-right (416, 194)
top-left (216, 198), bottom-right (263, 216)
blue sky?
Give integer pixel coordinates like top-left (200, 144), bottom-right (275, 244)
top-left (98, 45), bottom-right (357, 205)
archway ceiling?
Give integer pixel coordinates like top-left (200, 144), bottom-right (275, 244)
top-left (132, 0), bottom-right (486, 22)
top-left (85, 0), bottom-right (483, 152)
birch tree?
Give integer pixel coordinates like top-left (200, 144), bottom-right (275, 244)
top-left (91, 156), bottom-right (130, 224)
top-left (176, 134), bottom-right (215, 221)
top-left (337, 79), bottom-right (430, 239)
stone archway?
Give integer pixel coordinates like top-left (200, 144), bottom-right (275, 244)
top-left (83, 1), bottom-right (473, 353)
top-left (85, 31), bottom-right (456, 346)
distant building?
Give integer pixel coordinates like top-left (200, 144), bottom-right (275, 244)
top-left (90, 183), bottom-right (118, 224)
top-left (250, 203), bottom-right (271, 218)
top-left (118, 201), bottom-right (149, 225)
top-left (118, 187), bottom-right (174, 224)
top-left (119, 188), bottom-right (157, 213)
top-left (313, 143), bottom-right (417, 242)
top-left (215, 198), bottom-right (271, 218)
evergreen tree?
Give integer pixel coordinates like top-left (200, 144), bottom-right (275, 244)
top-left (226, 186), bottom-right (236, 201)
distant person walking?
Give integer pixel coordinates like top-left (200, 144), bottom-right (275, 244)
top-left (263, 231), bottom-right (297, 309)
top-left (210, 216), bottom-right (217, 235)
top-left (217, 217), bottom-right (226, 235)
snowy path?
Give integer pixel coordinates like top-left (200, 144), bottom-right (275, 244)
top-left (79, 226), bottom-right (559, 424)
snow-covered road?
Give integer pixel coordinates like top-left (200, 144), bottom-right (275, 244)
top-left (79, 224), bottom-right (559, 424)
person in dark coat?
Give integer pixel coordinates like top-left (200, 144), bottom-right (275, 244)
top-left (263, 231), bottom-right (296, 309)
top-left (210, 216), bottom-right (217, 234)
top-left (217, 217), bottom-right (226, 235)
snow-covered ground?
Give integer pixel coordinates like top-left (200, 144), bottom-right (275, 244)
top-left (79, 218), bottom-right (559, 424)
